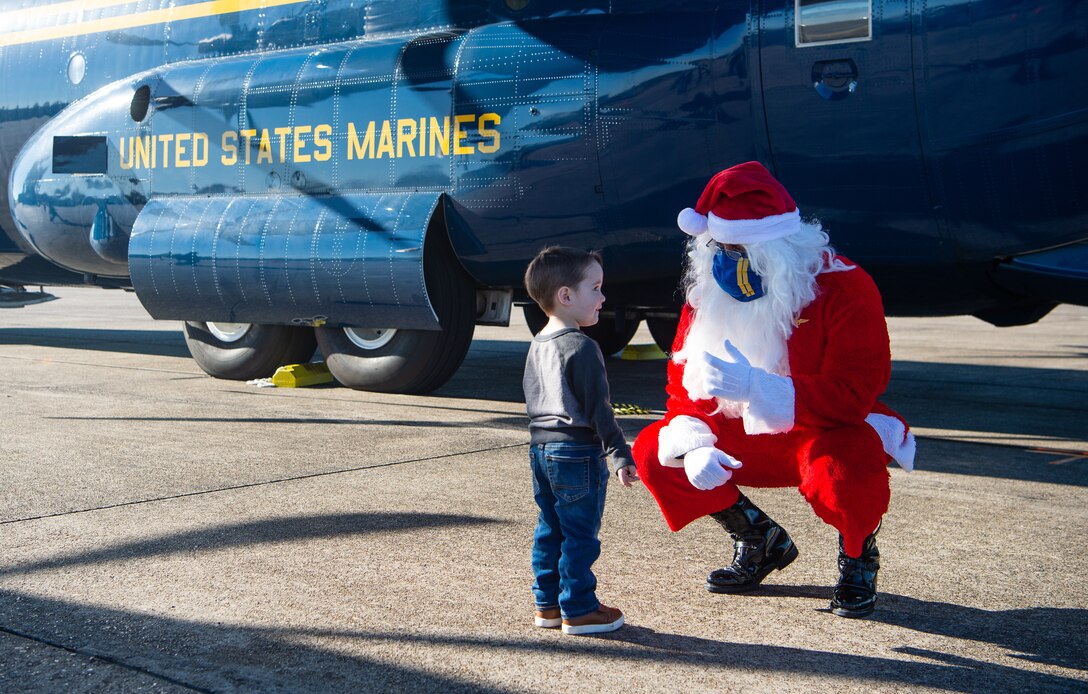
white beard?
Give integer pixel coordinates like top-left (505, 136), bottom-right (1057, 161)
top-left (673, 228), bottom-right (844, 417)
top-left (675, 281), bottom-right (793, 417)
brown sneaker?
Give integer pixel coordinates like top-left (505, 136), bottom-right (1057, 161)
top-left (561, 604), bottom-right (624, 635)
top-left (534, 607), bottom-right (562, 628)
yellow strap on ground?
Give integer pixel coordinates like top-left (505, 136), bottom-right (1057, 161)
top-left (611, 402), bottom-right (651, 415)
top-left (271, 362), bottom-right (334, 388)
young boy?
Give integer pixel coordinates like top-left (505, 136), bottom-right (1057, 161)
top-left (522, 246), bottom-right (640, 635)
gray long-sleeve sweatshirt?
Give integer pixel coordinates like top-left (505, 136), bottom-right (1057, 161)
top-left (522, 328), bottom-right (634, 473)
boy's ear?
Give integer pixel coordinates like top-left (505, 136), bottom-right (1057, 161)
top-left (556, 286), bottom-right (571, 306)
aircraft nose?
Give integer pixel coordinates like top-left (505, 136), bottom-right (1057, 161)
top-left (8, 85), bottom-right (139, 277)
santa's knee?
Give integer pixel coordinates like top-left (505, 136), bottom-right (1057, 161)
top-left (632, 419), bottom-right (669, 482)
top-left (796, 426), bottom-right (890, 542)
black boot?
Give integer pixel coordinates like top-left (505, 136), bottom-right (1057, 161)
top-left (705, 493), bottom-right (799, 593)
top-left (830, 525), bottom-right (880, 618)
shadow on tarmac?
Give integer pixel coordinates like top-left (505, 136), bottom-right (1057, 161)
top-left (0, 328), bottom-right (190, 357)
top-left (0, 588), bottom-right (514, 693)
top-left (443, 341), bottom-right (669, 406)
top-left (7, 328), bottom-right (1085, 447)
top-left (6, 329), bottom-right (1086, 484)
top-left (43, 415), bottom-right (530, 431)
top-left (2, 587), bottom-right (1083, 692)
top-left (446, 346), bottom-right (1088, 456)
top-left (1, 513), bottom-right (1083, 691)
top-left (888, 360), bottom-right (1088, 438)
top-left (910, 438), bottom-right (1088, 487)
top-left (0, 512), bottom-right (505, 578)
top-left (698, 584), bottom-right (1086, 673)
top-left (875, 594), bottom-right (1087, 672)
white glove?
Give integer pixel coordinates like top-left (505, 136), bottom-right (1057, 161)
top-left (702, 340), bottom-right (757, 402)
top-left (657, 415), bottom-right (717, 467)
top-left (683, 446), bottom-right (743, 490)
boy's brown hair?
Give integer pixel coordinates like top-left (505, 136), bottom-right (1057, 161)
top-left (524, 246), bottom-right (603, 313)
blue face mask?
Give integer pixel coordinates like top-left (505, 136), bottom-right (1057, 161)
top-left (711, 247), bottom-right (765, 302)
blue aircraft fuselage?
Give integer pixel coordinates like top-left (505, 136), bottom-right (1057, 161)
top-left (2, 0), bottom-right (1086, 329)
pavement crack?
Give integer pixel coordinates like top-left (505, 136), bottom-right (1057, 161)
top-left (0, 441), bottom-right (529, 526)
top-left (0, 623), bottom-right (212, 693)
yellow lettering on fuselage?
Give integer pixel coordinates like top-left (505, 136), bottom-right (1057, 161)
top-left (477, 113), bottom-right (501, 154)
top-left (293, 125), bottom-right (312, 163)
top-left (114, 113), bottom-right (502, 172)
top-left (239, 129), bottom-right (256, 165)
top-left (376, 121), bottom-right (394, 159)
top-left (452, 114), bottom-right (474, 155)
top-left (313, 124), bottom-right (332, 162)
top-left (274, 126), bottom-right (292, 162)
top-left (430, 117), bottom-right (450, 156)
top-left (221, 131), bottom-right (238, 165)
top-left (256, 129), bottom-right (273, 164)
top-left (348, 121), bottom-right (376, 160)
top-left (397, 119), bottom-right (416, 158)
top-left (193, 133), bottom-right (209, 166)
top-left (174, 132), bottom-right (190, 167)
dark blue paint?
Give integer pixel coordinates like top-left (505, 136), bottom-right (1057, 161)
top-left (1, 0), bottom-right (1086, 324)
top-left (128, 192), bottom-right (440, 328)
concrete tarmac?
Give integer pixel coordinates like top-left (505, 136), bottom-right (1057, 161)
top-left (1, 288), bottom-right (1085, 693)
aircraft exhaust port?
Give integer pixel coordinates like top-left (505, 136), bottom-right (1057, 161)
top-left (129, 191), bottom-right (475, 392)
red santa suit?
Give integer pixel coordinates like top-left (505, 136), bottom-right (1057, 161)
top-left (632, 257), bottom-right (915, 558)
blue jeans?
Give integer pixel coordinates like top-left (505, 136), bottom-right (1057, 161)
top-left (530, 441), bottom-right (609, 620)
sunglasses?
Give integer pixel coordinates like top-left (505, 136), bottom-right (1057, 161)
top-left (706, 238), bottom-right (746, 261)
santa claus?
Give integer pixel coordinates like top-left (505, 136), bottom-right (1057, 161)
top-left (632, 161), bottom-right (915, 618)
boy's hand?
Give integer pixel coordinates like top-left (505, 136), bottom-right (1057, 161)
top-left (617, 465), bottom-right (640, 488)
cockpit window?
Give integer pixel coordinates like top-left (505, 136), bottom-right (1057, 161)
top-left (796, 0), bottom-right (871, 47)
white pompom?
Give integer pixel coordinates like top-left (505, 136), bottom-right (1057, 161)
top-left (677, 207), bottom-right (707, 236)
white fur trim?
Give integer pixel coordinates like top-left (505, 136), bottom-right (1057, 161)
top-left (677, 207), bottom-right (708, 236)
top-left (742, 371), bottom-right (795, 435)
top-left (865, 413), bottom-right (916, 472)
top-left (658, 415), bottom-right (717, 467)
top-left (706, 209), bottom-right (801, 245)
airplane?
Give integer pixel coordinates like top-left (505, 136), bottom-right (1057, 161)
top-left (2, 0), bottom-right (1086, 393)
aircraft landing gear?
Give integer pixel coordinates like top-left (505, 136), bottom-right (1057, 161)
top-left (313, 232), bottom-right (476, 394)
top-left (182, 321), bottom-right (317, 380)
top-left (582, 318), bottom-right (641, 357)
top-left (646, 316), bottom-right (680, 353)
top-left (313, 320), bottom-right (473, 394)
top-left (522, 303), bottom-right (641, 357)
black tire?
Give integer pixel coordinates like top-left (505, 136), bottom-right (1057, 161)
top-left (183, 322), bottom-right (317, 380)
top-left (522, 303), bottom-right (548, 335)
top-left (582, 317), bottom-right (640, 357)
top-left (523, 303), bottom-right (639, 357)
top-left (647, 316), bottom-right (681, 353)
top-left (313, 231), bottom-right (475, 394)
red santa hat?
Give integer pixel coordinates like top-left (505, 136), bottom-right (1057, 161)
top-left (677, 161), bottom-right (801, 244)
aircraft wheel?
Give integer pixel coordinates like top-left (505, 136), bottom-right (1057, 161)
top-left (647, 316), bottom-right (680, 353)
top-left (523, 303), bottom-right (639, 357)
top-left (183, 322), bottom-right (317, 380)
top-left (582, 318), bottom-right (640, 357)
top-left (314, 239), bottom-right (475, 394)
top-left (522, 303), bottom-right (548, 335)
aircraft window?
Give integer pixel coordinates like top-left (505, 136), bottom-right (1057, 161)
top-left (66, 52), bottom-right (86, 86)
top-left (53, 136), bottom-right (107, 174)
top-left (796, 0), bottom-right (871, 47)
top-left (131, 85), bottom-right (151, 122)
